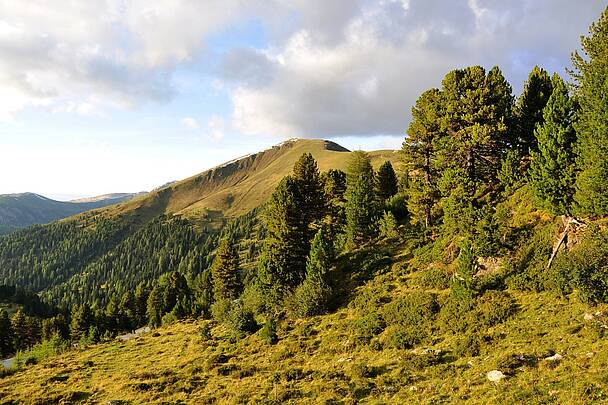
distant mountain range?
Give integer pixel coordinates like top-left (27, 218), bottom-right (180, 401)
top-left (0, 192), bottom-right (144, 234)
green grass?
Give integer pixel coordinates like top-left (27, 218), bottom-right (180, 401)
top-left (2, 237), bottom-right (608, 404)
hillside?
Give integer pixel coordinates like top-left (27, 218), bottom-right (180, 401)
top-left (102, 139), bottom-right (398, 223)
top-left (0, 192), bottom-right (141, 234)
top-left (2, 205), bottom-right (608, 404)
top-left (0, 139), bottom-right (399, 309)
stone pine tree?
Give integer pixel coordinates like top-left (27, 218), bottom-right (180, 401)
top-left (515, 66), bottom-right (554, 155)
top-left (0, 308), bottom-right (14, 357)
top-left (11, 308), bottom-right (28, 351)
top-left (529, 74), bottom-right (578, 216)
top-left (134, 282), bottom-right (150, 326)
top-left (70, 304), bottom-right (94, 341)
top-left (292, 153), bottom-right (326, 235)
top-left (376, 161), bottom-right (398, 201)
top-left (321, 169), bottom-right (347, 235)
top-left (403, 88), bottom-right (444, 227)
top-left (573, 7), bottom-right (608, 215)
top-left (345, 151), bottom-right (379, 247)
top-left (211, 238), bottom-right (242, 301)
top-left (293, 227), bottom-right (334, 317)
top-left (258, 176), bottom-right (309, 292)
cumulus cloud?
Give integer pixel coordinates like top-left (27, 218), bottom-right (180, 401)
top-left (223, 0), bottom-right (606, 137)
top-left (0, 0), bottom-right (604, 138)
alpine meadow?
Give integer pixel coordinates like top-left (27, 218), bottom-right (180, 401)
top-left (2, 2), bottom-right (608, 405)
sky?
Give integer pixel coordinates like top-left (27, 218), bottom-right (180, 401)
top-left (0, 1), bottom-right (605, 200)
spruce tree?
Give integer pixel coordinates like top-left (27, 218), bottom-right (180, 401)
top-left (573, 7), bottom-right (608, 215)
top-left (376, 161), bottom-right (398, 201)
top-left (258, 176), bottom-right (308, 291)
top-left (515, 66), bottom-right (553, 154)
top-left (211, 238), bottom-right (242, 301)
top-left (345, 151), bottom-right (379, 247)
top-left (11, 308), bottom-right (27, 351)
top-left (529, 75), bottom-right (578, 215)
top-left (403, 88), bottom-right (444, 227)
top-left (0, 309), bottom-right (14, 357)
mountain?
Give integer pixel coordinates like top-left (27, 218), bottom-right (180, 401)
top-left (0, 139), bottom-right (400, 309)
top-left (0, 192), bottom-right (142, 234)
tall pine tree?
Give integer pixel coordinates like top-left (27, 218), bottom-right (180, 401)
top-left (529, 74), bottom-right (578, 215)
top-left (293, 153), bottom-right (326, 234)
top-left (211, 238), bottom-right (242, 301)
top-left (515, 66), bottom-right (554, 155)
top-left (573, 7), bottom-right (608, 215)
top-left (403, 88), bottom-right (444, 227)
top-left (345, 151), bottom-right (379, 247)
top-left (11, 308), bottom-right (28, 351)
top-left (258, 176), bottom-right (309, 291)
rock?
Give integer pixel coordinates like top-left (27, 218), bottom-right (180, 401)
top-left (587, 352), bottom-right (595, 358)
top-left (584, 313), bottom-right (594, 321)
top-left (487, 370), bottom-right (506, 383)
top-left (544, 353), bottom-right (563, 362)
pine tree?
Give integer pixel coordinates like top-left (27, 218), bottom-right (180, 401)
top-left (0, 309), bottom-right (14, 357)
top-left (211, 238), bottom-right (242, 301)
top-left (146, 285), bottom-right (164, 327)
top-left (292, 228), bottom-right (334, 317)
top-left (258, 176), bottom-right (308, 291)
top-left (321, 169), bottom-right (347, 235)
top-left (515, 66), bottom-right (553, 154)
top-left (403, 88), bottom-right (444, 227)
top-left (70, 304), bottom-right (94, 341)
top-left (11, 308), bottom-right (27, 351)
top-left (345, 151), bottom-right (379, 247)
top-left (119, 291), bottom-right (137, 331)
top-left (529, 74), bottom-right (578, 215)
top-left (573, 7), bottom-right (608, 215)
top-left (376, 161), bottom-right (398, 201)
top-left (293, 153), bottom-right (326, 233)
top-left (134, 282), bottom-right (150, 326)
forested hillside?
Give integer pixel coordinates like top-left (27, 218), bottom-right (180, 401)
top-left (2, 6), bottom-right (608, 404)
top-left (0, 192), bottom-right (140, 234)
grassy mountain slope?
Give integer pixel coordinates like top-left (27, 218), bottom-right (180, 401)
top-left (102, 139), bottom-right (398, 224)
top-left (0, 192), bottom-right (140, 234)
top-left (2, 216), bottom-right (607, 404)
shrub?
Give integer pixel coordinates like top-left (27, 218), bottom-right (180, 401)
top-left (225, 301), bottom-right (258, 336)
top-left (385, 193), bottom-right (408, 221)
top-left (260, 317), bottom-right (278, 344)
top-left (198, 323), bottom-right (212, 340)
top-left (418, 266), bottom-right (451, 289)
top-left (383, 325), bottom-right (427, 349)
top-left (438, 298), bottom-right (474, 333)
top-left (290, 280), bottom-right (332, 317)
top-left (351, 313), bottom-right (386, 345)
top-left (379, 211), bottom-right (399, 239)
top-left (382, 291), bottom-right (439, 327)
top-left (474, 290), bottom-right (517, 327)
top-left (211, 299), bottom-right (232, 323)
top-left (452, 332), bottom-right (483, 357)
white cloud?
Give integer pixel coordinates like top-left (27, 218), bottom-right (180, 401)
top-left (207, 116), bottom-right (226, 140)
top-left (181, 117), bottom-right (199, 129)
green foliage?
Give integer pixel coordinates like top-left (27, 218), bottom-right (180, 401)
top-left (260, 317), bottom-right (278, 344)
top-left (550, 226), bottom-right (608, 303)
top-left (529, 74), bottom-right (578, 215)
top-left (418, 266), bottom-right (451, 290)
top-left (345, 151), bottom-right (380, 247)
top-left (384, 192), bottom-right (408, 221)
top-left (573, 8), bottom-right (608, 215)
top-left (258, 176), bottom-right (308, 293)
top-left (211, 238), bottom-right (242, 302)
top-left (0, 309), bottom-right (13, 357)
top-left (378, 211), bottom-right (398, 239)
top-left (381, 292), bottom-right (439, 327)
top-left (451, 240), bottom-right (477, 302)
top-left (403, 88), bottom-right (444, 228)
top-left (224, 301), bottom-right (258, 337)
top-left (514, 65), bottom-right (554, 155)
top-left (383, 325), bottom-right (427, 350)
top-left (376, 161), bottom-right (398, 201)
top-left (351, 312), bottom-right (386, 345)
top-left (475, 290), bottom-right (517, 327)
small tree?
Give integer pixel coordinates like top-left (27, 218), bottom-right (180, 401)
top-left (529, 74), bottom-right (578, 215)
top-left (211, 238), bottom-right (243, 301)
top-left (70, 304), bottom-right (94, 341)
top-left (0, 309), bottom-right (14, 357)
top-left (376, 161), bottom-right (398, 201)
top-left (11, 308), bottom-right (28, 351)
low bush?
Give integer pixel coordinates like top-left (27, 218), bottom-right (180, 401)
top-left (418, 266), bottom-right (451, 289)
top-left (474, 290), bottom-right (517, 327)
top-left (383, 325), bottom-right (427, 349)
top-left (351, 312), bottom-right (386, 345)
top-left (260, 317), bottom-right (278, 344)
top-left (290, 280), bottom-right (332, 317)
top-left (382, 291), bottom-right (439, 327)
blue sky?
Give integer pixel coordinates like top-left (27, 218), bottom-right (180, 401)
top-left (0, 1), bottom-right (605, 199)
